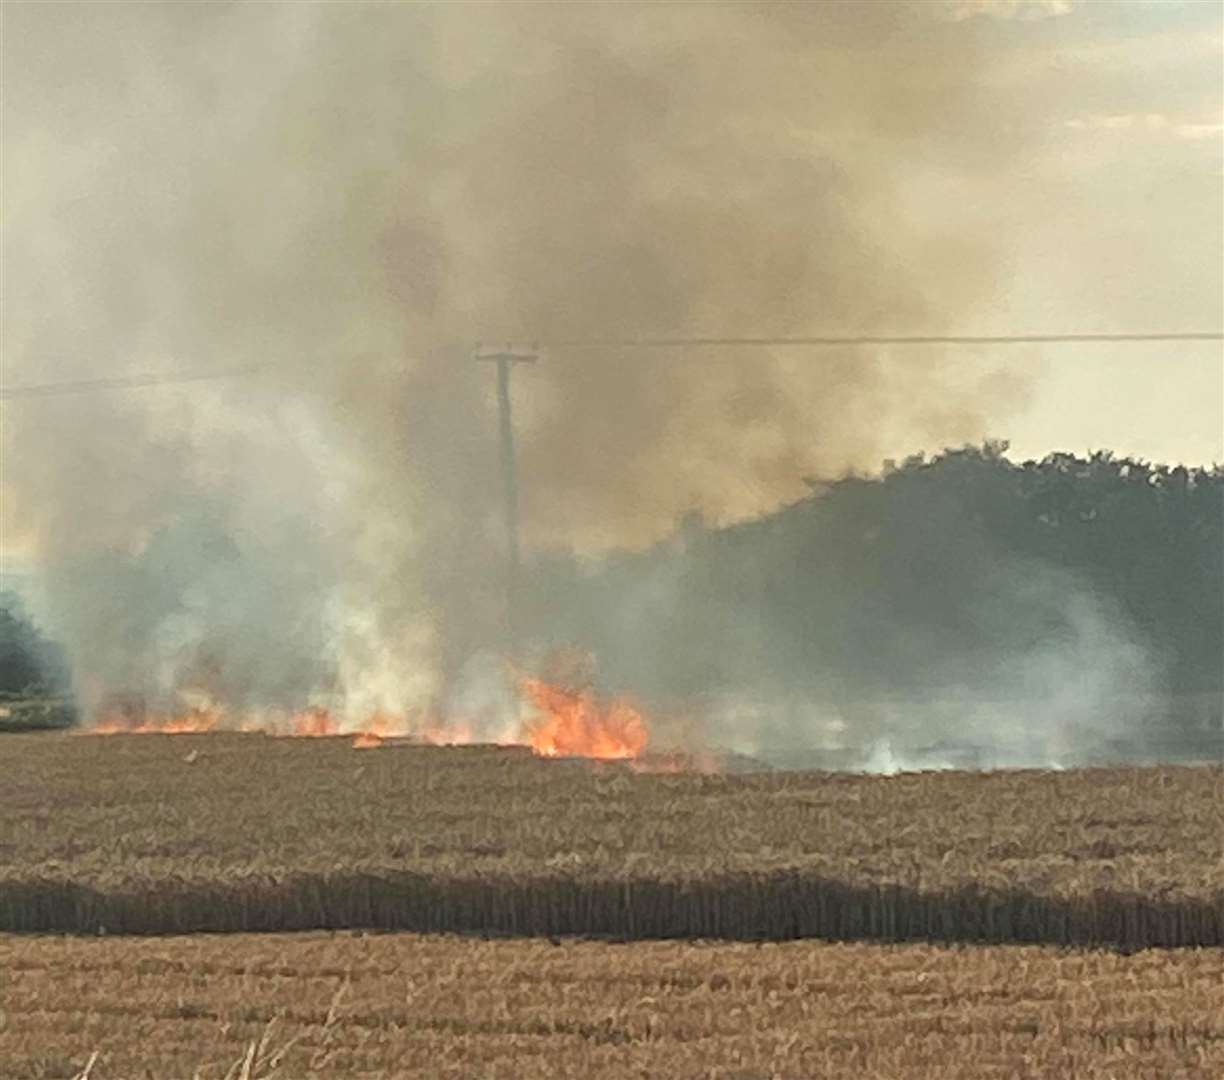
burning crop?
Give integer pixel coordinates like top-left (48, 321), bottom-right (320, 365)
top-left (519, 676), bottom-right (648, 760)
top-left (91, 702), bottom-right (225, 736)
top-left (87, 696), bottom-right (475, 749)
top-left (83, 665), bottom-right (655, 762)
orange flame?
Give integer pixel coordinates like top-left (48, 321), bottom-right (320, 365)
top-left (287, 707), bottom-right (339, 737)
top-left (519, 676), bottom-right (648, 760)
top-left (82, 667), bottom-right (656, 764)
top-left (85, 700), bottom-right (480, 750)
top-left (91, 704), bottom-right (224, 735)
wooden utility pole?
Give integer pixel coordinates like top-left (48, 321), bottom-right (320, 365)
top-left (474, 345), bottom-right (536, 650)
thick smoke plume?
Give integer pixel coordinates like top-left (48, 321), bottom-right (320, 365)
top-left (3, 2), bottom-right (1107, 755)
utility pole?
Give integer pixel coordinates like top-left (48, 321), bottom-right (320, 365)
top-left (474, 344), bottom-right (536, 652)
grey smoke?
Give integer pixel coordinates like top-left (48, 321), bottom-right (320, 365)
top-left (536, 545), bottom-right (1166, 770)
top-left (4, 2), bottom-right (1154, 760)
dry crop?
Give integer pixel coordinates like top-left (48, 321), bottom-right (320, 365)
top-left (1, 733), bottom-right (1221, 947)
top-left (2, 932), bottom-right (1222, 1079)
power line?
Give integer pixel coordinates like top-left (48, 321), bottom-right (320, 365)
top-left (3, 331), bottom-right (1221, 400)
top-left (536, 332), bottom-right (1224, 349)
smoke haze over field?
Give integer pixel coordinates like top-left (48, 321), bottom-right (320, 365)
top-left (2, 2), bottom-right (1219, 757)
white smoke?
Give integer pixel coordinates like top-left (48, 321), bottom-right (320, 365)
top-left (681, 561), bottom-right (1162, 771)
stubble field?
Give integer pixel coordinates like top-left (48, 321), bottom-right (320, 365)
top-left (3, 932), bottom-right (1223, 1079)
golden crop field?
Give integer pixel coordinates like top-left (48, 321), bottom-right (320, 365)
top-left (3, 932), bottom-right (1222, 1080)
top-left (3, 733), bottom-right (1221, 948)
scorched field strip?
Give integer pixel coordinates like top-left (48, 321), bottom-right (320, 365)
top-left (3, 933), bottom-right (1222, 1080)
top-left (2, 733), bottom-right (1221, 947)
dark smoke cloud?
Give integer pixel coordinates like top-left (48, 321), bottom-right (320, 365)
top-left (3, 2), bottom-right (1038, 721)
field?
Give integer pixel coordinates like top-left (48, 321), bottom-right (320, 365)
top-left (2, 732), bottom-right (1222, 947)
top-left (3, 932), bottom-right (1222, 1079)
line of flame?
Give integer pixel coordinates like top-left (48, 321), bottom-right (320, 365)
top-left (84, 676), bottom-right (654, 762)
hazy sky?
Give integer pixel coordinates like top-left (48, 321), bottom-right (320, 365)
top-left (943, 0), bottom-right (1222, 466)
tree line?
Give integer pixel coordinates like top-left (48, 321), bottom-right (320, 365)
top-left (519, 444), bottom-right (1223, 741)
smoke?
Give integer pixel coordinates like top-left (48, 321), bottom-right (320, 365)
top-left (511, 443), bottom-right (1185, 770)
top-left (820, 564), bottom-right (1163, 772)
top-left (4, 3), bottom-right (1049, 729)
top-left (544, 547), bottom-right (1166, 772)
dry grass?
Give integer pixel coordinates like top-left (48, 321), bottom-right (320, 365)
top-left (2, 932), bottom-right (1221, 1079)
top-left (2, 733), bottom-right (1221, 946)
